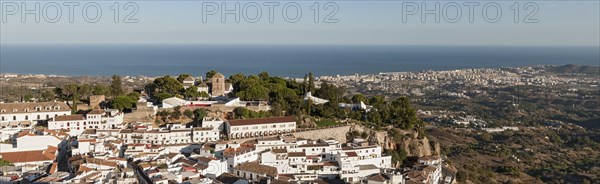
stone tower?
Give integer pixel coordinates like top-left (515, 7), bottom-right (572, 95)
top-left (210, 73), bottom-right (226, 97)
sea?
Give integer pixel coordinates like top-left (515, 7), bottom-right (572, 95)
top-left (1, 44), bottom-right (598, 77)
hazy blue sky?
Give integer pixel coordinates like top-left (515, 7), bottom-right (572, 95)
top-left (1, 0), bottom-right (599, 46)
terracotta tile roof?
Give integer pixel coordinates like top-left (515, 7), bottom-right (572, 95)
top-left (368, 173), bottom-right (389, 182)
top-left (79, 139), bottom-right (96, 143)
top-left (79, 165), bottom-right (94, 172)
top-left (0, 102), bottom-right (71, 114)
top-left (87, 109), bottom-right (105, 115)
top-left (54, 115), bottom-right (85, 121)
top-left (196, 156), bottom-right (216, 163)
top-left (85, 157), bottom-right (118, 167)
top-left (271, 148), bottom-right (287, 154)
top-left (323, 161), bottom-right (339, 167)
top-left (0, 149), bottom-right (55, 163)
top-left (49, 162), bottom-right (58, 174)
top-left (227, 116), bottom-right (295, 126)
top-left (16, 130), bottom-right (33, 138)
top-left (346, 152), bottom-right (358, 157)
top-left (82, 129), bottom-right (97, 135)
top-left (288, 152), bottom-right (306, 157)
top-left (234, 161), bottom-right (277, 177)
top-left (43, 146), bottom-right (58, 160)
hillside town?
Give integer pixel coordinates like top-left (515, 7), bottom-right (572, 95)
top-left (0, 71), bottom-right (451, 184)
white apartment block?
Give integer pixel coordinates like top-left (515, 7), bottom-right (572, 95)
top-left (0, 102), bottom-right (71, 123)
top-left (226, 116), bottom-right (296, 139)
top-left (118, 127), bottom-right (219, 145)
top-left (47, 109), bottom-right (124, 135)
top-left (223, 134), bottom-right (393, 183)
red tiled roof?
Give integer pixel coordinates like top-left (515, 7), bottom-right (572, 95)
top-left (16, 130), bottom-right (33, 138)
top-left (288, 152), bottom-right (306, 157)
top-left (227, 116), bottom-right (295, 126)
top-left (0, 149), bottom-right (55, 163)
top-left (87, 109), bottom-right (105, 115)
top-left (54, 115), bottom-right (85, 121)
top-left (346, 152), bottom-right (358, 157)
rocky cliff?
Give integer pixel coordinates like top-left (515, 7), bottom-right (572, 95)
top-left (354, 125), bottom-right (441, 157)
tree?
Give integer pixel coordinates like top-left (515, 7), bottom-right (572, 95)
top-left (229, 73), bottom-right (245, 93)
top-left (183, 86), bottom-right (200, 99)
top-left (390, 97), bottom-right (422, 130)
top-left (258, 72), bottom-right (270, 81)
top-left (183, 109), bottom-right (194, 119)
top-left (172, 106), bottom-right (182, 119)
top-left (177, 74), bottom-right (192, 83)
top-left (93, 84), bottom-right (111, 96)
top-left (63, 84), bottom-right (79, 98)
top-left (193, 109), bottom-right (208, 125)
top-left (308, 72), bottom-right (315, 93)
top-left (127, 92), bottom-right (141, 101)
top-left (78, 83), bottom-right (92, 99)
top-left (152, 76), bottom-right (183, 95)
top-left (199, 91), bottom-right (210, 99)
top-left (206, 70), bottom-right (218, 79)
top-left (111, 75), bottom-right (124, 96)
top-left (41, 89), bottom-right (55, 100)
top-left (351, 94), bottom-right (368, 104)
top-left (0, 158), bottom-right (13, 166)
top-left (24, 93), bottom-right (34, 102)
top-left (110, 96), bottom-right (136, 111)
top-left (71, 92), bottom-right (79, 114)
top-left (481, 132), bottom-right (493, 142)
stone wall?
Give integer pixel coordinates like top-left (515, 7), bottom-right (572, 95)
top-left (292, 125), bottom-right (352, 143)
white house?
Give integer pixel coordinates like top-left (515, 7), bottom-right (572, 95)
top-left (0, 102), bottom-right (71, 124)
top-left (48, 109), bottom-right (124, 135)
top-left (226, 116), bottom-right (296, 139)
top-left (304, 92), bottom-right (329, 105)
top-left (182, 76), bottom-right (195, 89)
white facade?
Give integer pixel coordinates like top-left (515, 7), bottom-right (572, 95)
top-left (226, 116), bottom-right (296, 139)
top-left (0, 102), bottom-right (71, 124)
top-left (48, 109), bottom-right (124, 135)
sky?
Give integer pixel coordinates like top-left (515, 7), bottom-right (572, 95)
top-left (0, 0), bottom-right (599, 46)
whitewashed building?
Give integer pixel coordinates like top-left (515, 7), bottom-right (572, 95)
top-left (0, 102), bottom-right (71, 124)
top-left (47, 109), bottom-right (124, 135)
top-left (226, 116), bottom-right (296, 139)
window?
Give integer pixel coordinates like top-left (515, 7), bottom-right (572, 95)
top-left (1, 117), bottom-right (4, 121)
top-left (25, 115), bottom-right (28, 120)
top-left (13, 116), bottom-right (16, 120)
top-left (0, 109), bottom-right (5, 113)
top-left (13, 109), bottom-right (18, 112)
top-left (37, 115), bottom-right (40, 119)
top-left (24, 108), bottom-right (29, 112)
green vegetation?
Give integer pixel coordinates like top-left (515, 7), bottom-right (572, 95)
top-left (109, 92), bottom-right (139, 111)
top-left (110, 75), bottom-right (124, 97)
top-left (0, 158), bottom-right (13, 166)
